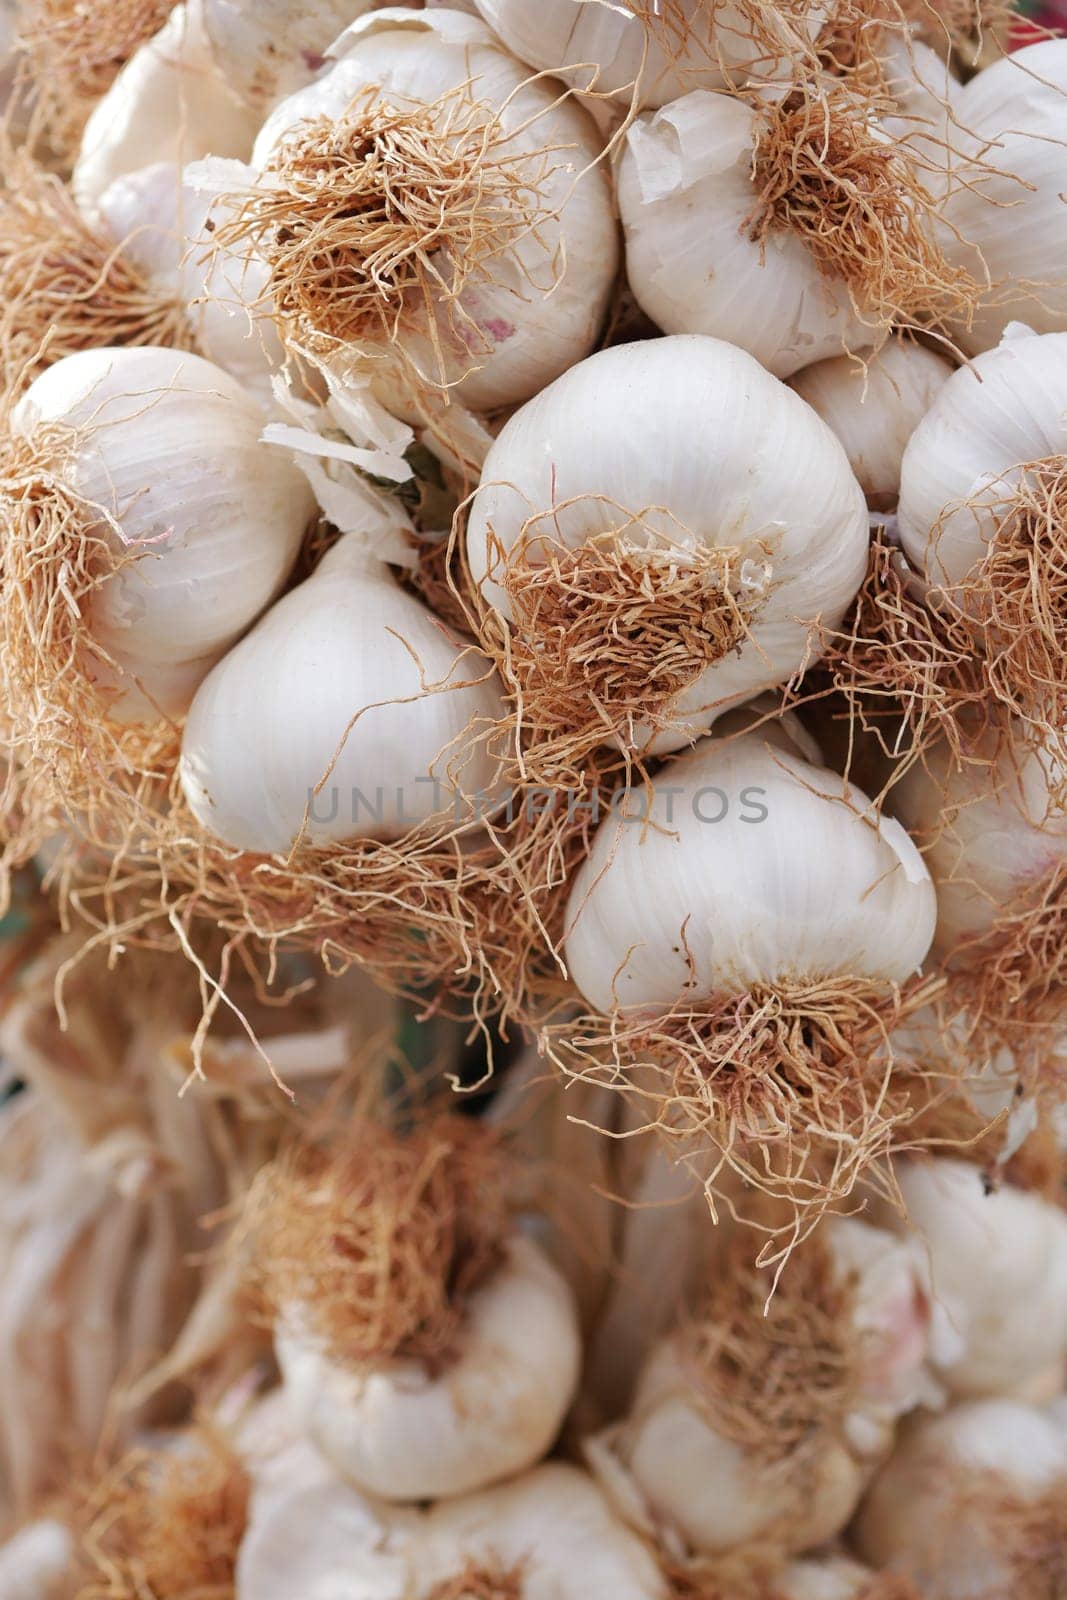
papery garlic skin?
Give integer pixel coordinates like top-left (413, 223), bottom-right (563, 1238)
top-left (890, 1158), bottom-right (1067, 1402)
top-left (180, 536), bottom-right (507, 853)
top-left (252, 9), bottom-right (618, 415)
top-left (617, 92), bottom-right (872, 377)
top-left (201, 0), bottom-right (370, 114)
top-left (791, 338), bottom-right (953, 511)
top-left (418, 1462), bottom-right (667, 1600)
top-left (275, 1236), bottom-right (582, 1502)
top-left (0, 1520), bottom-right (72, 1600)
top-left (941, 41), bottom-right (1067, 354)
top-left (879, 34), bottom-right (961, 184)
top-left (563, 731), bottom-right (935, 1017)
top-left (12, 346), bottom-right (312, 722)
top-left (898, 326), bottom-right (1067, 593)
top-left (854, 1400), bottom-right (1067, 1595)
top-left (473, 0), bottom-right (823, 107)
top-left (73, 1), bottom-right (259, 211)
top-left (467, 336), bottom-right (869, 752)
top-left (96, 160), bottom-right (284, 404)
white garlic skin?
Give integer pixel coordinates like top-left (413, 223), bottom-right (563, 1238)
top-left (891, 1158), bottom-right (1067, 1402)
top-left (200, 0), bottom-right (370, 114)
top-left (73, 1), bottom-right (259, 212)
top-left (0, 1520), bottom-right (72, 1600)
top-left (854, 1400), bottom-right (1067, 1596)
top-left (791, 338), bottom-right (953, 510)
top-left (618, 91), bottom-right (873, 378)
top-left (252, 9), bottom-right (618, 415)
top-left (418, 1462), bottom-right (667, 1600)
top-left (276, 1236), bottom-right (582, 1502)
top-left (898, 326), bottom-right (1067, 595)
top-left (467, 336), bottom-right (869, 754)
top-left (180, 537), bottom-right (507, 854)
top-left (96, 159), bottom-right (284, 406)
top-left (473, 0), bottom-right (823, 107)
top-left (563, 730), bottom-right (936, 1017)
top-left (12, 346), bottom-right (313, 722)
top-left (941, 41), bottom-right (1067, 354)
top-left (775, 1556), bottom-right (883, 1600)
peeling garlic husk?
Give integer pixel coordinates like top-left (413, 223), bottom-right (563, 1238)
top-left (180, 534), bottom-right (508, 854)
top-left (276, 1235), bottom-right (582, 1502)
top-left (884, 1158), bottom-right (1067, 1402)
top-left (467, 336), bottom-right (869, 754)
top-left (589, 1218), bottom-right (930, 1559)
top-left (73, 1), bottom-right (259, 212)
top-left (96, 159), bottom-right (285, 405)
top-left (473, 0), bottom-right (825, 108)
top-left (251, 8), bottom-right (619, 416)
top-left (940, 40), bottom-right (1067, 354)
top-left (853, 1399), bottom-right (1067, 1596)
top-left (11, 345), bottom-right (313, 722)
top-left (791, 337), bottom-right (953, 511)
top-left (563, 729), bottom-right (936, 1017)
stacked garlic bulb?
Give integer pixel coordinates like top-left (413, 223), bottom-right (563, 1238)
top-left (775, 1555), bottom-right (900, 1599)
top-left (199, 0), bottom-right (370, 114)
top-left (467, 336), bottom-right (869, 754)
top-left (563, 728), bottom-right (936, 1018)
top-left (590, 1218), bottom-right (930, 1558)
top-left (73, 2), bottom-right (259, 211)
top-left (180, 536), bottom-right (508, 853)
top-left (791, 338), bottom-right (953, 511)
top-left (941, 40), bottom-right (1067, 353)
top-left (10, 346), bottom-right (313, 721)
top-left (249, 9), bottom-right (618, 416)
top-left (854, 1400), bottom-right (1067, 1595)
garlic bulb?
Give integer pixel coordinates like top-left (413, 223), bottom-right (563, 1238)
top-left (775, 1556), bottom-right (892, 1600)
top-left (854, 1400), bottom-right (1067, 1596)
top-left (247, 9), bottom-right (618, 417)
top-left (563, 729), bottom-right (935, 1017)
top-left (9, 345), bottom-right (313, 722)
top-left (277, 1235), bottom-right (581, 1501)
top-left (180, 536), bottom-right (507, 853)
top-left (791, 338), bottom-right (953, 511)
top-left (941, 40), bottom-right (1067, 354)
top-left (466, 336), bottom-right (869, 756)
top-left (418, 1462), bottom-right (668, 1600)
top-left (889, 1158), bottom-right (1067, 1402)
top-left (200, 0), bottom-right (372, 114)
top-left (96, 159), bottom-right (284, 404)
top-left (590, 1217), bottom-right (930, 1558)
top-left (73, 1), bottom-right (259, 211)
top-left (0, 1520), bottom-right (72, 1600)
top-left (473, 0), bottom-right (824, 107)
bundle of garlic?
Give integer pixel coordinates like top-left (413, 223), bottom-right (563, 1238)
top-left (587, 1216), bottom-right (931, 1563)
top-left (853, 1399), bottom-right (1067, 1597)
top-left (221, 8), bottom-right (618, 464)
top-left (552, 720), bottom-right (937, 1229)
top-left (248, 1117), bottom-right (582, 1501)
top-left (465, 336), bottom-right (869, 776)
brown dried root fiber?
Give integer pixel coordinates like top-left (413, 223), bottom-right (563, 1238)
top-left (17, 0), bottom-right (172, 157)
top-left (426, 1564), bottom-right (525, 1600)
top-left (246, 1118), bottom-right (510, 1370)
top-left (72, 1423), bottom-right (250, 1600)
top-left (747, 85), bottom-right (982, 342)
top-left (217, 82), bottom-right (551, 394)
top-left (0, 151), bottom-right (191, 398)
top-left (542, 970), bottom-right (946, 1256)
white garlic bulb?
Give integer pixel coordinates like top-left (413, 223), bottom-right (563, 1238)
top-left (250, 8), bottom-right (618, 415)
top-left (563, 730), bottom-right (935, 1017)
top-left (11, 346), bottom-right (313, 721)
top-left (854, 1400), bottom-right (1067, 1595)
top-left (418, 1463), bottom-right (668, 1600)
top-left (96, 159), bottom-right (284, 404)
top-left (200, 0), bottom-right (372, 114)
top-left (180, 537), bottom-right (508, 853)
top-left (890, 1158), bottom-right (1067, 1402)
top-left (0, 1520), bottom-right (72, 1600)
top-left (591, 1217), bottom-right (929, 1558)
top-left (276, 1236), bottom-right (582, 1502)
top-left (73, 1), bottom-right (259, 211)
top-left (941, 40), bottom-right (1067, 354)
top-left (473, 0), bottom-right (823, 107)
top-left (791, 337), bottom-right (953, 511)
top-left (467, 336), bottom-right (869, 754)
top-left (775, 1555), bottom-right (887, 1600)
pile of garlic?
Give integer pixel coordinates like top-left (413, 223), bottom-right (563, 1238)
top-left (2, 1), bottom-right (1067, 1596)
